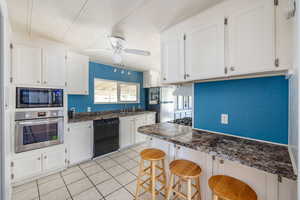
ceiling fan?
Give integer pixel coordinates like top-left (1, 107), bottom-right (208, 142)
top-left (85, 35), bottom-right (151, 64)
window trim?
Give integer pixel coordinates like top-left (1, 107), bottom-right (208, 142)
top-left (94, 78), bottom-right (140, 104)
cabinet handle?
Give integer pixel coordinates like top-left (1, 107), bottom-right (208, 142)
top-left (219, 160), bottom-right (224, 164)
top-left (37, 80), bottom-right (40, 84)
top-left (44, 156), bottom-right (47, 159)
top-left (43, 81), bottom-right (47, 84)
top-left (163, 77), bottom-right (166, 81)
top-left (224, 67), bottom-right (228, 74)
top-left (186, 74), bottom-right (190, 78)
top-left (230, 66), bottom-right (235, 71)
top-left (37, 157), bottom-right (41, 160)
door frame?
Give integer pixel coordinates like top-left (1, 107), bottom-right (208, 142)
top-left (0, 3), bottom-right (4, 199)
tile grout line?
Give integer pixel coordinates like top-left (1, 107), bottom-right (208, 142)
top-left (12, 145), bottom-right (146, 200)
top-left (59, 171), bottom-right (74, 200)
top-left (78, 164), bottom-right (106, 200)
top-left (35, 180), bottom-right (41, 200)
top-left (95, 152), bottom-right (140, 198)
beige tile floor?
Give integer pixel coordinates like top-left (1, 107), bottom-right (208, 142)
top-left (12, 143), bottom-right (166, 200)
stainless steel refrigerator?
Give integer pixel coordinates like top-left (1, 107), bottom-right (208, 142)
top-left (146, 86), bottom-right (175, 123)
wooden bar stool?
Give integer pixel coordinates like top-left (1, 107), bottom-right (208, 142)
top-left (135, 148), bottom-right (167, 200)
top-left (166, 159), bottom-right (202, 200)
top-left (208, 175), bottom-right (257, 200)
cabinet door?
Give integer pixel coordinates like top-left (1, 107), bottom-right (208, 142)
top-left (42, 145), bottom-right (65, 171)
top-left (278, 177), bottom-right (297, 200)
top-left (135, 116), bottom-right (147, 144)
top-left (276, 0), bottom-right (294, 70)
top-left (119, 117), bottom-right (135, 148)
top-left (213, 158), bottom-right (278, 200)
top-left (67, 122), bottom-right (93, 165)
top-left (67, 52), bottom-right (89, 95)
top-left (161, 33), bottom-right (184, 83)
top-left (146, 113), bottom-right (156, 125)
top-left (150, 138), bottom-right (175, 163)
top-left (13, 44), bottom-right (42, 85)
top-left (175, 145), bottom-right (213, 200)
top-left (12, 153), bottom-right (42, 182)
top-left (185, 16), bottom-right (225, 80)
top-left (227, 0), bottom-right (275, 75)
top-left (42, 47), bottom-right (66, 87)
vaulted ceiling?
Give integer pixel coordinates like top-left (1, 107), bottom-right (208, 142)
top-left (7, 0), bottom-right (223, 71)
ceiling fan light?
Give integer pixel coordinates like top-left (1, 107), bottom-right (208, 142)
top-left (113, 53), bottom-right (122, 63)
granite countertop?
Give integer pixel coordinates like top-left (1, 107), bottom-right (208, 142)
top-left (68, 110), bottom-right (156, 123)
top-left (138, 123), bottom-right (297, 180)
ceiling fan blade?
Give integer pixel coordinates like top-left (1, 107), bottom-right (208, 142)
top-left (124, 48), bottom-right (151, 56)
top-left (84, 48), bottom-right (113, 52)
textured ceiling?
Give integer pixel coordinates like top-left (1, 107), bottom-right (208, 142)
top-left (7, 0), bottom-right (223, 71)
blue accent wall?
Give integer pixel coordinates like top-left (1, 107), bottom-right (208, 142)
top-left (68, 62), bottom-right (145, 112)
top-left (194, 76), bottom-right (288, 144)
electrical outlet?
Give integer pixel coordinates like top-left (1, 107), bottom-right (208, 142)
top-left (221, 114), bottom-right (228, 124)
top-left (87, 107), bottom-right (92, 112)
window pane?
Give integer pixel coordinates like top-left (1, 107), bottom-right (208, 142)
top-left (94, 79), bottom-right (117, 103)
top-left (188, 96), bottom-right (192, 109)
top-left (177, 96), bottom-right (183, 110)
top-left (120, 83), bottom-right (138, 102)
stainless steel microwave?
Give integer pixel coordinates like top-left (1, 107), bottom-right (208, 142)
top-left (16, 87), bottom-right (64, 108)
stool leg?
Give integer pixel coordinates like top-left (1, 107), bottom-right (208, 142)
top-left (135, 159), bottom-right (144, 200)
top-left (151, 161), bottom-right (156, 200)
top-left (166, 173), bottom-right (174, 200)
top-left (161, 159), bottom-right (167, 197)
top-left (187, 179), bottom-right (192, 200)
top-left (213, 194), bottom-right (219, 200)
top-left (195, 177), bottom-right (201, 200)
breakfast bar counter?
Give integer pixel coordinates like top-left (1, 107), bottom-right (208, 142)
top-left (138, 123), bottom-right (296, 180)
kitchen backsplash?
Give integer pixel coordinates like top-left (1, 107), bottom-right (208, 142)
top-left (194, 76), bottom-right (289, 144)
top-left (68, 62), bottom-right (146, 112)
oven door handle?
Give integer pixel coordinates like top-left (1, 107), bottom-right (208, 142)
top-left (16, 118), bottom-right (63, 126)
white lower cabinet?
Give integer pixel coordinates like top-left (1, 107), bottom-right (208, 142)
top-left (213, 157), bottom-right (277, 200)
top-left (120, 113), bottom-right (156, 149)
top-left (42, 148), bottom-right (66, 171)
top-left (66, 121), bottom-right (93, 166)
top-left (11, 152), bottom-right (43, 182)
top-left (120, 116), bottom-right (135, 148)
top-left (11, 145), bottom-right (65, 184)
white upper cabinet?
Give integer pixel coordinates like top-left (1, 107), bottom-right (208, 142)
top-left (276, 0), bottom-right (294, 69)
top-left (42, 47), bottom-right (66, 87)
top-left (161, 32), bottom-right (184, 83)
top-left (184, 10), bottom-right (225, 80)
top-left (143, 70), bottom-right (161, 88)
top-left (160, 0), bottom-right (292, 83)
top-left (13, 45), bottom-right (42, 86)
top-left (66, 52), bottom-right (89, 95)
top-left (227, 0), bottom-right (275, 75)
top-left (12, 44), bottom-right (67, 87)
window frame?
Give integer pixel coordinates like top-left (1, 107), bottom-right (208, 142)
top-left (94, 78), bottom-right (140, 104)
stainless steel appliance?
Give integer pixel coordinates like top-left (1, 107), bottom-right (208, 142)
top-left (148, 87), bottom-right (160, 105)
top-left (16, 87), bottom-right (64, 108)
top-left (15, 110), bottom-right (64, 153)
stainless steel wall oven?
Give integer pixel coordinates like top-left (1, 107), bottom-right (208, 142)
top-left (15, 110), bottom-right (64, 153)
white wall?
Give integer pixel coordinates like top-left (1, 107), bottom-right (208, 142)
top-left (288, 0), bottom-right (300, 199)
top-left (0, 0), bottom-right (12, 199)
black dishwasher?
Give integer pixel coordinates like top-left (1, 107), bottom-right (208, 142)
top-left (93, 118), bottom-right (119, 157)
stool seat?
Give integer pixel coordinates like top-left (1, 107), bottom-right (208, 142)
top-left (140, 148), bottom-right (166, 161)
top-left (170, 159), bottom-right (202, 178)
top-left (208, 175), bottom-right (257, 200)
